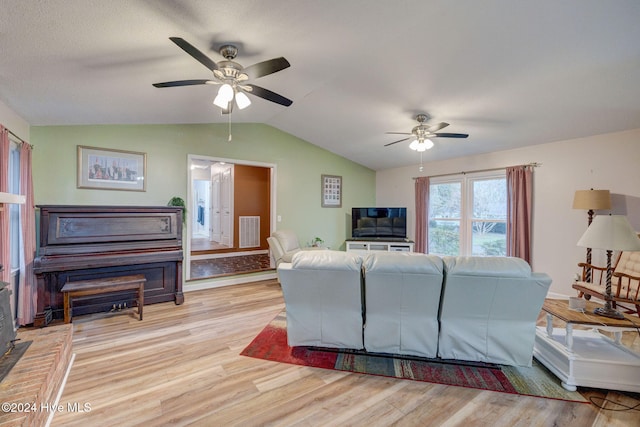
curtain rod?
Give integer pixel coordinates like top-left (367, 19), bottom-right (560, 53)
top-left (412, 162), bottom-right (542, 180)
top-left (3, 126), bottom-right (32, 148)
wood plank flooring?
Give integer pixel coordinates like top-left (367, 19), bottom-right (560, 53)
top-left (52, 280), bottom-right (640, 426)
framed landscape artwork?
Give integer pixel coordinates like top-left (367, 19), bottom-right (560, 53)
top-left (321, 174), bottom-right (342, 208)
top-left (77, 145), bottom-right (146, 191)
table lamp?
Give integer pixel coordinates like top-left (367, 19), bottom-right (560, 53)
top-left (577, 214), bottom-right (640, 319)
top-left (573, 189), bottom-right (611, 282)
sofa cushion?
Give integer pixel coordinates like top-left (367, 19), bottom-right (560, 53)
top-left (292, 250), bottom-right (363, 271)
top-left (439, 256), bottom-right (551, 366)
top-left (363, 251), bottom-right (443, 275)
top-left (363, 252), bottom-right (443, 357)
top-left (443, 256), bottom-right (531, 278)
top-left (615, 251), bottom-right (640, 277)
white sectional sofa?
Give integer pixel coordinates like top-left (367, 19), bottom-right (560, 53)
top-left (278, 250), bottom-right (552, 367)
top-left (438, 256), bottom-right (552, 366)
top-left (278, 250), bottom-right (365, 349)
top-left (363, 252), bottom-right (443, 358)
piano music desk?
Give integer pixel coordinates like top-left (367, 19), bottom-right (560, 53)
top-left (61, 275), bottom-right (146, 323)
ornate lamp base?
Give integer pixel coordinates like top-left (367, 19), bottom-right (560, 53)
top-left (594, 306), bottom-right (625, 319)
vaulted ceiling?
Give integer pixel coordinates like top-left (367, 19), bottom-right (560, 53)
top-left (1, 0), bottom-right (639, 170)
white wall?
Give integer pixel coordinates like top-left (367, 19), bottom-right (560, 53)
top-left (0, 99), bottom-right (29, 140)
top-left (376, 128), bottom-right (640, 298)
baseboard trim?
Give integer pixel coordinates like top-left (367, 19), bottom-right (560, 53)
top-left (184, 271), bottom-right (277, 291)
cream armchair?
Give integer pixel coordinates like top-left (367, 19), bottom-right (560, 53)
top-left (267, 229), bottom-right (302, 267)
top-left (267, 229), bottom-right (323, 267)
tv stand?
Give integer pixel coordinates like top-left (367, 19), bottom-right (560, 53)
top-left (345, 239), bottom-right (414, 253)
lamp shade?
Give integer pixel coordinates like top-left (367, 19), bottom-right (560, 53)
top-left (235, 91), bottom-right (251, 109)
top-left (577, 214), bottom-right (640, 251)
top-left (572, 189), bottom-right (611, 210)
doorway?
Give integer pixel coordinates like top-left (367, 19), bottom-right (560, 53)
top-left (191, 161), bottom-right (234, 251)
top-left (186, 155), bottom-right (276, 281)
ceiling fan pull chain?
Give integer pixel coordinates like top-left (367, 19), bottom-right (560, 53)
top-left (228, 111), bottom-right (232, 142)
top-left (419, 152), bottom-right (424, 172)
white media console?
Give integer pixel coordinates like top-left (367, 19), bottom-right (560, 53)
top-left (345, 240), bottom-right (414, 254)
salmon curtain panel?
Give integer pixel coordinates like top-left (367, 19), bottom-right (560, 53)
top-left (506, 165), bottom-right (533, 264)
top-left (0, 125), bottom-right (37, 325)
top-left (414, 176), bottom-right (430, 253)
top-left (18, 142), bottom-right (36, 325)
top-left (0, 126), bottom-right (9, 284)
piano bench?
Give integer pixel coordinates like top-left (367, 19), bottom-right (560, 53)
top-left (61, 275), bottom-right (146, 324)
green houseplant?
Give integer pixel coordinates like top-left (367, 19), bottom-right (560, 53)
top-left (311, 236), bottom-right (324, 247)
top-left (167, 196), bottom-right (186, 224)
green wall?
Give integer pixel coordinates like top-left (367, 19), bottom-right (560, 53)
top-left (30, 123), bottom-right (375, 249)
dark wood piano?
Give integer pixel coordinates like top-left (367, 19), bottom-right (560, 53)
top-left (33, 205), bottom-right (184, 327)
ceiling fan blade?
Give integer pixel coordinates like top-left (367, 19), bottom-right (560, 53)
top-left (385, 132), bottom-right (413, 136)
top-left (384, 137), bottom-right (412, 147)
top-left (427, 122), bottom-right (449, 132)
top-left (245, 84), bottom-right (293, 106)
top-left (152, 79), bottom-right (212, 88)
top-left (432, 132), bottom-right (469, 138)
top-left (243, 57), bottom-right (291, 80)
top-left (169, 37), bottom-right (218, 72)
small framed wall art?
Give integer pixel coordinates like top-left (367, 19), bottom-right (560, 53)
top-left (321, 174), bottom-right (342, 208)
top-left (77, 145), bottom-right (146, 191)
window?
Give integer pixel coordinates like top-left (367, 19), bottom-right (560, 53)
top-left (428, 171), bottom-right (506, 256)
top-left (8, 141), bottom-right (20, 271)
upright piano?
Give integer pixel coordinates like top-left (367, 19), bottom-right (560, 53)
top-left (33, 205), bottom-right (184, 327)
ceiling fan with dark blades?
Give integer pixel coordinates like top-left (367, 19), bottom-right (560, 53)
top-left (152, 37), bottom-right (293, 111)
top-left (385, 114), bottom-right (468, 150)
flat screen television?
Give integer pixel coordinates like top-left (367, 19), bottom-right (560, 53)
top-left (351, 207), bottom-right (407, 240)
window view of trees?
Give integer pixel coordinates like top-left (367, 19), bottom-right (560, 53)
top-left (471, 178), bottom-right (506, 256)
top-left (428, 173), bottom-right (506, 256)
top-left (428, 181), bottom-right (461, 256)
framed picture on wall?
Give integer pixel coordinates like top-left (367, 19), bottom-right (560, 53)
top-left (77, 145), bottom-right (146, 191)
top-left (321, 174), bottom-right (342, 208)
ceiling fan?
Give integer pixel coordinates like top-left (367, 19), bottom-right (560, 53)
top-left (385, 114), bottom-right (469, 151)
top-left (152, 37), bottom-right (293, 113)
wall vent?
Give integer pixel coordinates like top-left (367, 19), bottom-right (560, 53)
top-left (239, 216), bottom-right (260, 248)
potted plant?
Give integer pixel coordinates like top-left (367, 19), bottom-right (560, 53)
top-left (167, 196), bottom-right (186, 223)
top-left (311, 236), bottom-right (324, 248)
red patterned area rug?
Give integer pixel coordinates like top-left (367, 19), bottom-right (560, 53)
top-left (240, 311), bottom-right (588, 403)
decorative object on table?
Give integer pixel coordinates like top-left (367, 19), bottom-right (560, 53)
top-left (577, 214), bottom-right (640, 319)
top-left (321, 174), bottom-right (342, 208)
top-left (572, 189), bottom-right (611, 282)
top-left (77, 145), bottom-right (146, 191)
top-left (310, 237), bottom-right (324, 247)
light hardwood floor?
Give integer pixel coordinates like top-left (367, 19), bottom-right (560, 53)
top-left (52, 279), bottom-right (640, 426)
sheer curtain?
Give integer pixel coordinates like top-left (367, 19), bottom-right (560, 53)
top-left (414, 176), bottom-right (430, 253)
top-left (0, 126), bottom-right (10, 283)
top-left (506, 165), bottom-right (533, 264)
top-left (18, 142), bottom-right (36, 325)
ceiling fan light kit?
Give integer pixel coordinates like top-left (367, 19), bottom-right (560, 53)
top-left (409, 138), bottom-right (434, 151)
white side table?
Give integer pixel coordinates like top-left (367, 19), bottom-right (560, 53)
top-left (533, 299), bottom-right (640, 393)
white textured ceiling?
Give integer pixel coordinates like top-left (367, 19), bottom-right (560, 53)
top-left (1, 0), bottom-right (639, 170)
